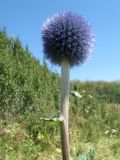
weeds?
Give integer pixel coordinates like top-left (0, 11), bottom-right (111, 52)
top-left (0, 91), bottom-right (120, 159)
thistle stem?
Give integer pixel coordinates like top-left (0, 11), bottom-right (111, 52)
top-left (60, 59), bottom-right (70, 160)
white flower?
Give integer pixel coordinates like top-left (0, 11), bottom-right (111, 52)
top-left (111, 129), bottom-right (117, 134)
top-left (82, 90), bottom-right (86, 93)
top-left (88, 95), bottom-right (92, 98)
top-left (104, 130), bottom-right (109, 135)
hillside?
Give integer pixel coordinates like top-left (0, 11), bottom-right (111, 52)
top-left (0, 28), bottom-right (60, 120)
top-left (0, 29), bottom-right (120, 160)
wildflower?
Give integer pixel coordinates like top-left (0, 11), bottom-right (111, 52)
top-left (111, 129), bottom-right (117, 134)
top-left (3, 128), bottom-right (11, 134)
top-left (88, 95), bottom-right (92, 98)
top-left (42, 12), bottom-right (95, 67)
top-left (9, 147), bottom-right (13, 150)
top-left (37, 133), bottom-right (44, 141)
top-left (104, 130), bottom-right (109, 135)
top-left (82, 90), bottom-right (86, 93)
top-left (55, 148), bottom-right (61, 153)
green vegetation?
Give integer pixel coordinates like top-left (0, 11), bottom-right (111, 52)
top-left (0, 28), bottom-right (120, 159)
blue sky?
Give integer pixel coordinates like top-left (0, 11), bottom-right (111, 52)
top-left (0, 0), bottom-right (120, 81)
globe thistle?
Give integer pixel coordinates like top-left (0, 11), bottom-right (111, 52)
top-left (41, 12), bottom-right (95, 160)
top-left (42, 12), bottom-right (95, 67)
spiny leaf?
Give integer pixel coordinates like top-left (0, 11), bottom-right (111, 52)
top-left (74, 148), bottom-right (95, 160)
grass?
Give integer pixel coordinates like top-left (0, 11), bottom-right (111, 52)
top-left (1, 124), bottom-right (120, 160)
top-left (0, 94), bottom-right (120, 159)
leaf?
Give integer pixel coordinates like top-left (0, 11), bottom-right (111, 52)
top-left (74, 148), bottom-right (95, 160)
top-left (39, 116), bottom-right (63, 122)
top-left (70, 91), bottom-right (82, 98)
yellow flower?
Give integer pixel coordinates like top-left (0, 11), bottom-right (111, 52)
top-left (55, 148), bottom-right (61, 153)
top-left (72, 146), bottom-right (76, 152)
top-left (9, 147), bottom-right (13, 150)
top-left (37, 133), bottom-right (44, 141)
top-left (51, 155), bottom-right (55, 160)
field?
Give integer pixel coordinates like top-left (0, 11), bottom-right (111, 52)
top-left (1, 95), bottom-right (120, 160)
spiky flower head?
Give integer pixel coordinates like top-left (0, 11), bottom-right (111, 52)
top-left (42, 12), bottom-right (95, 67)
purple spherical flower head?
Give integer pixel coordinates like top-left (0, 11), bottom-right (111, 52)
top-left (42, 12), bottom-right (95, 67)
